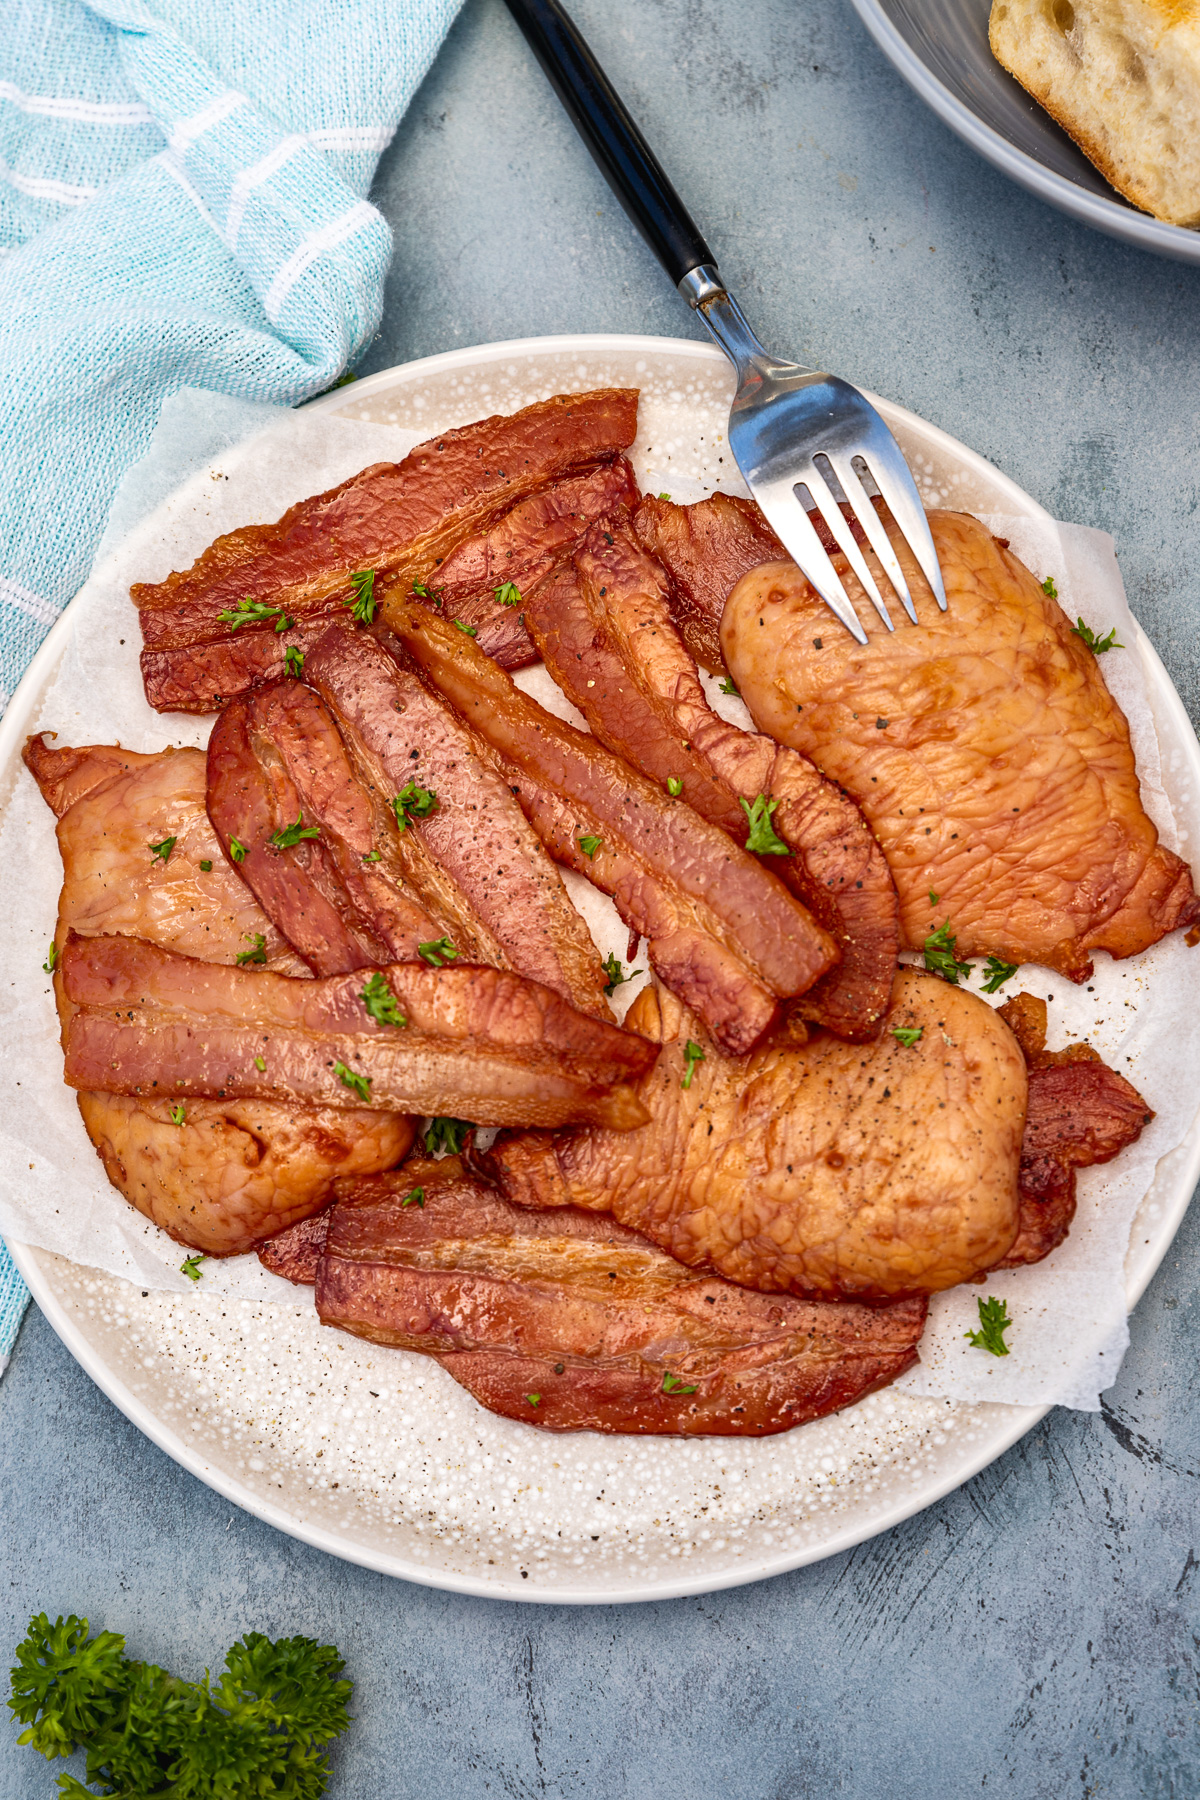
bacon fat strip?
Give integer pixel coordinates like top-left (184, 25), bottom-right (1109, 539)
top-left (304, 623), bottom-right (613, 1019)
top-left (526, 516), bottom-right (898, 1041)
top-left (414, 458), bottom-right (640, 668)
top-left (387, 599), bottom-right (840, 1054)
top-left (264, 1158), bottom-right (928, 1437)
top-left (206, 678), bottom-right (499, 977)
top-left (135, 389), bottom-right (639, 713)
top-left (60, 932), bottom-right (655, 1130)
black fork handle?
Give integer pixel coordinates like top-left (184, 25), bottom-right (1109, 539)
top-left (502, 0), bottom-right (714, 288)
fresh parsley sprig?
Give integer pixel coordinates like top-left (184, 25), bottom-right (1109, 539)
top-left (7, 1612), bottom-right (351, 1797)
top-left (359, 972), bottom-right (406, 1028)
top-left (180, 1253), bottom-right (205, 1282)
top-left (923, 921), bottom-right (973, 985)
top-left (391, 782), bottom-right (438, 831)
top-left (217, 597), bottom-right (294, 634)
top-left (681, 1040), bottom-right (705, 1090)
top-left (268, 814), bottom-right (319, 851)
top-left (494, 582), bottom-right (522, 608)
top-left (965, 1295), bottom-right (1012, 1356)
top-left (425, 1116), bottom-right (471, 1157)
top-left (347, 570), bottom-right (376, 625)
top-left (980, 955), bottom-right (1019, 994)
top-left (236, 933), bottom-right (267, 967)
top-left (740, 794), bottom-right (789, 855)
top-left (601, 952), bottom-right (639, 996)
top-left (334, 1061), bottom-right (372, 1102)
top-left (417, 937), bottom-right (457, 968)
top-left (1072, 618), bottom-right (1123, 654)
top-left (148, 838), bottom-right (176, 866)
top-left (284, 645), bottom-right (305, 678)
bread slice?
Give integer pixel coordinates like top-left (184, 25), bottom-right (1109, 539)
top-left (989, 0), bottom-right (1200, 225)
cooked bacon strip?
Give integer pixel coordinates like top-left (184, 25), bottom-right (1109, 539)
top-left (26, 737), bottom-right (411, 1255)
top-left (61, 933), bottom-right (655, 1130)
top-left (387, 599), bottom-right (840, 1054)
top-left (294, 1158), bottom-right (928, 1435)
top-left (205, 678), bottom-right (498, 978)
top-left (258, 1208), bottom-right (332, 1284)
top-left (995, 992), bottom-right (1153, 1265)
top-left (524, 517), bottom-right (897, 1040)
top-left (135, 390), bottom-right (639, 713)
top-left (633, 491), bottom-right (783, 674)
top-left (411, 459), bottom-right (640, 668)
top-left (303, 623), bottom-right (612, 1018)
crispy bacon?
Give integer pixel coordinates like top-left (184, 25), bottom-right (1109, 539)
top-left (135, 390), bottom-right (639, 713)
top-left (387, 599), bottom-right (841, 1055)
top-left (299, 1158), bottom-right (927, 1435)
top-left (633, 491), bottom-right (783, 674)
top-left (996, 993), bottom-right (1154, 1265)
top-left (525, 517), bottom-right (898, 1040)
top-left (207, 680), bottom-right (447, 976)
top-left (61, 932), bottom-right (655, 1130)
top-left (412, 459), bottom-right (640, 667)
top-left (303, 623), bottom-right (612, 1018)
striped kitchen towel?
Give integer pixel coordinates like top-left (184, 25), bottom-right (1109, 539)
top-left (0, 0), bottom-right (465, 1370)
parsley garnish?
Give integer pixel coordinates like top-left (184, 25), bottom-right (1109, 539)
top-left (453, 619), bottom-right (478, 637)
top-left (494, 581), bottom-right (522, 608)
top-left (526, 1392), bottom-right (542, 1407)
top-left (923, 921), bottom-right (973, 985)
top-left (199, 859), bottom-right (213, 872)
top-left (269, 813), bottom-right (320, 851)
top-left (981, 955), bottom-right (1019, 994)
top-left (362, 848), bottom-right (381, 862)
top-left (1072, 618), bottom-right (1123, 654)
top-left (284, 644), bottom-right (305, 678)
top-left (334, 1061), bottom-right (372, 1101)
top-left (662, 1372), bottom-right (697, 1395)
top-left (236, 933), bottom-right (267, 967)
top-left (657, 491), bottom-right (671, 501)
top-left (228, 837), bottom-right (247, 863)
top-left (391, 781), bottom-right (438, 830)
top-left (360, 971), bottom-right (407, 1027)
top-left (254, 1056), bottom-right (266, 1072)
top-left (965, 1295), bottom-right (1012, 1356)
top-left (666, 777), bottom-right (682, 797)
top-left (681, 1040), bottom-right (705, 1089)
top-left (41, 943), bottom-right (56, 974)
top-left (149, 837), bottom-right (176, 865)
top-left (400, 1186), bottom-right (425, 1208)
top-left (346, 569), bottom-right (377, 624)
top-left (718, 677), bottom-right (740, 697)
top-left (7, 1612), bottom-right (351, 1794)
top-left (411, 580), bottom-right (442, 604)
top-left (578, 834), bottom-right (602, 860)
top-left (740, 793), bottom-right (789, 855)
top-left (601, 952), bottom-right (639, 996)
top-left (1041, 576), bottom-right (1058, 599)
top-left (169, 1103), bottom-right (186, 1126)
top-left (180, 1253), bottom-right (205, 1281)
top-left (929, 890), bottom-right (939, 906)
top-left (417, 936), bottom-right (457, 967)
top-left (891, 1026), bottom-right (923, 1048)
top-left (217, 597), bottom-right (294, 634)
top-left (425, 1116), bottom-right (471, 1156)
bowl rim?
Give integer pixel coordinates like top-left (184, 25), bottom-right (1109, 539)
top-left (847, 0), bottom-right (1200, 265)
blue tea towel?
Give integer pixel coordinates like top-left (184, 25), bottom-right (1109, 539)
top-left (0, 0), bottom-right (465, 1369)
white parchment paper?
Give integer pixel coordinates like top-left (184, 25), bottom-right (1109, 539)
top-left (1, 391), bottom-right (1197, 1409)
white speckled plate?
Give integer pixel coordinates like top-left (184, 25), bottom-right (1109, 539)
top-left (7, 336), bottom-right (1200, 1603)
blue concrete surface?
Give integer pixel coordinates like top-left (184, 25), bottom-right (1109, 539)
top-left (4, 1), bottom-right (1200, 1793)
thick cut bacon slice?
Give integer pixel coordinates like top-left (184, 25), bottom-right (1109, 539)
top-left (135, 390), bottom-right (639, 713)
top-left (304, 623), bottom-right (612, 1018)
top-left (205, 678), bottom-right (489, 977)
top-left (413, 459), bottom-right (640, 668)
top-left (266, 1158), bottom-right (928, 1436)
top-left (525, 517), bottom-right (898, 1041)
top-left (25, 736), bottom-right (411, 1254)
top-left (488, 971), bottom-right (1028, 1303)
top-left (633, 490), bottom-right (784, 674)
top-left (720, 510), bottom-right (1200, 979)
top-left (387, 599), bottom-right (841, 1055)
top-left (61, 933), bottom-right (656, 1130)
top-left (995, 992), bottom-right (1153, 1265)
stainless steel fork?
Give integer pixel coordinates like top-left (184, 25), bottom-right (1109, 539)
top-left (504, 0), bottom-right (947, 645)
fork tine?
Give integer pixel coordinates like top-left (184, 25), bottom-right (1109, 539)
top-left (801, 462), bottom-right (894, 632)
top-left (831, 455), bottom-right (919, 625)
top-left (750, 482), bottom-right (869, 645)
top-left (866, 445), bottom-right (948, 611)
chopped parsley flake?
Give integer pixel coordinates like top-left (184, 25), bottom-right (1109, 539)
top-left (362, 848), bottom-right (382, 862)
top-left (740, 793), bottom-right (789, 855)
top-left (718, 677), bottom-right (740, 697)
top-left (347, 569), bottom-right (377, 624)
top-left (980, 955), bottom-right (1019, 994)
top-left (392, 781), bottom-right (437, 830)
top-left (334, 1061), bottom-right (372, 1102)
top-left (681, 1039), bottom-right (706, 1089)
top-left (494, 581), bottom-right (522, 608)
top-left (923, 921), bottom-right (973, 985)
top-left (217, 597), bottom-right (294, 634)
top-left (417, 936), bottom-right (457, 967)
top-left (360, 971), bottom-right (407, 1027)
top-left (965, 1295), bottom-right (1012, 1356)
top-left (236, 933), bottom-right (267, 967)
top-left (199, 859), bottom-right (213, 873)
top-left (268, 813), bottom-right (319, 851)
top-left (601, 952), bottom-right (640, 996)
top-left (401, 1186), bottom-right (425, 1208)
top-left (180, 1253), bottom-right (205, 1281)
top-left (891, 1025), bottom-right (923, 1048)
top-left (149, 837), bottom-right (176, 865)
top-left (1041, 576), bottom-right (1058, 599)
top-left (662, 1372), bottom-right (697, 1395)
top-left (254, 1056), bottom-right (266, 1072)
top-left (525, 1393), bottom-right (541, 1407)
top-left (425, 1116), bottom-right (470, 1156)
top-left (666, 777), bottom-right (682, 797)
top-left (228, 837), bottom-right (247, 864)
top-left (1072, 618), bottom-right (1123, 654)
top-left (169, 1103), bottom-right (186, 1126)
top-left (578, 834), bottom-right (602, 860)
top-left (41, 943), bottom-right (56, 974)
top-left (284, 645), bottom-right (305, 678)
top-left (453, 619), bottom-right (478, 637)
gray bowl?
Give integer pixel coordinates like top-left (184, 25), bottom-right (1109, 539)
top-left (848, 0), bottom-right (1200, 263)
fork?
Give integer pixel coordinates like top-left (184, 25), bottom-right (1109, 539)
top-left (503, 0), bottom-right (948, 644)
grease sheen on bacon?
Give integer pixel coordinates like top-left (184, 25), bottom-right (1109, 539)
top-left (135, 388), bottom-right (639, 713)
top-left (61, 932), bottom-right (655, 1130)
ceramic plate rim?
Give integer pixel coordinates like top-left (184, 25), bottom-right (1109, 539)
top-left (847, 0), bottom-right (1200, 265)
top-left (6, 332), bottom-right (1199, 1603)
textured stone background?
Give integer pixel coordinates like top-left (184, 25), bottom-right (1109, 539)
top-left (4, 2), bottom-right (1200, 1794)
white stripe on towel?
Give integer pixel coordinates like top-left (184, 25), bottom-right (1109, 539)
top-left (0, 81), bottom-right (153, 127)
top-left (226, 132), bottom-right (307, 250)
top-left (167, 90), bottom-right (246, 156)
top-left (0, 577), bottom-right (60, 628)
top-left (0, 157), bottom-right (96, 206)
top-left (263, 198), bottom-right (377, 323)
top-left (308, 124), bottom-right (395, 154)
